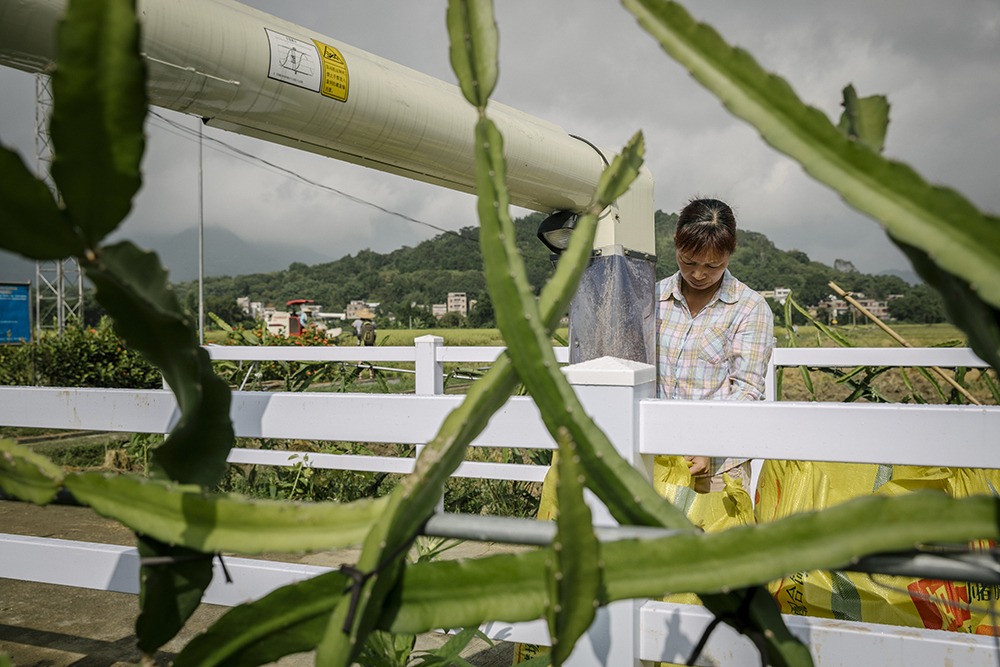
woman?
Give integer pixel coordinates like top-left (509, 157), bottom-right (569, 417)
top-left (656, 198), bottom-right (774, 493)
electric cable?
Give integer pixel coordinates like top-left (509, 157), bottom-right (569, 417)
top-left (148, 110), bottom-right (478, 246)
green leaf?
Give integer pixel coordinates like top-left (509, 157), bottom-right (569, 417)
top-left (65, 472), bottom-right (389, 553)
top-left (446, 0), bottom-right (498, 107)
top-left (915, 366), bottom-right (949, 402)
top-left (837, 84), bottom-right (889, 154)
top-left (174, 493), bottom-right (998, 665)
top-left (476, 117), bottom-right (686, 530)
top-left (549, 429), bottom-right (600, 666)
top-left (622, 0), bottom-right (1000, 312)
top-left (894, 237), bottom-right (1000, 374)
top-left (983, 370), bottom-right (1000, 404)
top-left (788, 295), bottom-right (852, 347)
top-left (798, 365), bottom-right (815, 399)
top-left (84, 242), bottom-right (234, 487)
top-left (85, 242), bottom-right (232, 653)
top-left (0, 147), bottom-right (84, 259)
top-left (0, 439), bottom-right (65, 505)
top-left (411, 627), bottom-right (488, 666)
top-left (173, 570), bottom-right (348, 667)
top-left (135, 534), bottom-right (215, 655)
top-left (592, 131), bottom-right (648, 203)
top-left (359, 630), bottom-right (416, 667)
top-left (310, 67), bottom-right (646, 667)
top-left (386, 493), bottom-right (1000, 635)
top-left (50, 0), bottom-right (146, 245)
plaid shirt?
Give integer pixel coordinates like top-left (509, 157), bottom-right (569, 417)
top-left (656, 270), bottom-right (774, 478)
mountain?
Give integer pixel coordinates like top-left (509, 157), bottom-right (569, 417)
top-left (183, 210), bottom-right (918, 325)
top-left (0, 226), bottom-right (333, 285)
top-left (878, 268), bottom-right (922, 286)
top-left (118, 226), bottom-right (333, 282)
top-left (0, 251), bottom-right (35, 284)
top-left (2, 210), bottom-right (923, 323)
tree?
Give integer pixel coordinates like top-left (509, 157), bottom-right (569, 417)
top-left (467, 294), bottom-right (495, 328)
top-left (887, 285), bottom-right (947, 323)
top-left (438, 311), bottom-right (465, 328)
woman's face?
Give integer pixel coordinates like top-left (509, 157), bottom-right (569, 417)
top-left (676, 247), bottom-right (730, 293)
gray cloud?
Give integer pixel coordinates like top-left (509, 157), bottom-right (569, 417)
top-left (2, 0), bottom-right (997, 279)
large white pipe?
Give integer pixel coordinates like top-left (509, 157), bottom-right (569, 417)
top-left (0, 0), bottom-right (654, 255)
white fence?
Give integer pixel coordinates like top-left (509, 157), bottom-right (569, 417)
top-left (1, 338), bottom-right (998, 665)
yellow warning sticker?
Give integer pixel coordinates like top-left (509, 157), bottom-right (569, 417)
top-left (313, 40), bottom-right (349, 102)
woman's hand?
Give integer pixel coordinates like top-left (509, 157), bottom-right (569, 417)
top-left (685, 456), bottom-right (712, 477)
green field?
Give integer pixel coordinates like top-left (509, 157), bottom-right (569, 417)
top-left (375, 328), bottom-right (568, 347)
top-left (382, 323), bottom-right (965, 349)
top-left (774, 322), bottom-right (966, 348)
top-left (207, 322), bottom-right (966, 350)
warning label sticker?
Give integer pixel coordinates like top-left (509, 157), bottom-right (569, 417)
top-left (265, 28), bottom-right (321, 92)
top-left (264, 29), bottom-right (350, 103)
top-left (313, 40), bottom-right (350, 102)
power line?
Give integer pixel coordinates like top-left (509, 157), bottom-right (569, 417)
top-left (148, 110), bottom-right (478, 245)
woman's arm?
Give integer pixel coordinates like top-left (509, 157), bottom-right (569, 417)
top-left (728, 298), bottom-right (774, 401)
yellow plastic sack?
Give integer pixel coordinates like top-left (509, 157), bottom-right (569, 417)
top-left (512, 456), bottom-right (756, 665)
top-left (652, 455), bottom-right (754, 532)
top-left (757, 460), bottom-right (1000, 636)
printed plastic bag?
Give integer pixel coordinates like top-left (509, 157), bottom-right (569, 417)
top-left (757, 460), bottom-right (999, 636)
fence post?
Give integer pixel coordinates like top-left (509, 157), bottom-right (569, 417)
top-left (414, 335), bottom-right (444, 396)
top-left (414, 335), bottom-right (445, 511)
top-left (564, 355), bottom-right (656, 667)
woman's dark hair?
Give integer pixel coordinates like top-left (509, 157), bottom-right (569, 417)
top-left (674, 198), bottom-right (737, 257)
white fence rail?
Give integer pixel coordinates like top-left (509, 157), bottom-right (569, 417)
top-left (1, 340), bottom-right (997, 665)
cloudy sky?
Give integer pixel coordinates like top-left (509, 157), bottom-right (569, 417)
top-left (1, 0), bottom-right (998, 279)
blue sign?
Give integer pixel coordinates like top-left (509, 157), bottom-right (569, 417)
top-left (0, 282), bottom-right (31, 344)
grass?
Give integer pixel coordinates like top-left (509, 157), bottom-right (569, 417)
top-left (775, 322), bottom-right (965, 348)
top-left (203, 327), bottom-right (569, 348)
top-left (773, 323), bottom-right (996, 404)
top-left (377, 328), bottom-right (568, 347)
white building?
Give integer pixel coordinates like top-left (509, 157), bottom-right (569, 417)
top-left (759, 287), bottom-right (791, 305)
top-left (447, 292), bottom-right (468, 316)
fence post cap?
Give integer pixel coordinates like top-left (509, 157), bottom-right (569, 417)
top-left (562, 356), bottom-right (655, 386)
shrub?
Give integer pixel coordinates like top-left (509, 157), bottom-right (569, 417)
top-left (0, 318), bottom-right (160, 388)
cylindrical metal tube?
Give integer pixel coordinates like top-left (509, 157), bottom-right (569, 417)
top-left (0, 0), bottom-right (609, 214)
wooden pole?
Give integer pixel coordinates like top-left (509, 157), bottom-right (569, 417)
top-left (828, 281), bottom-right (981, 405)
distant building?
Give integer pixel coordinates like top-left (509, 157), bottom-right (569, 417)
top-left (345, 300), bottom-right (378, 320)
top-left (432, 303), bottom-right (448, 319)
top-left (853, 294), bottom-right (890, 320)
top-left (447, 292), bottom-right (468, 316)
top-left (817, 292), bottom-right (891, 324)
top-left (759, 287), bottom-right (791, 305)
top-left (237, 296), bottom-right (265, 320)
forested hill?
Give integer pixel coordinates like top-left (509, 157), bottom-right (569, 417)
top-left (189, 210), bottom-right (916, 324)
